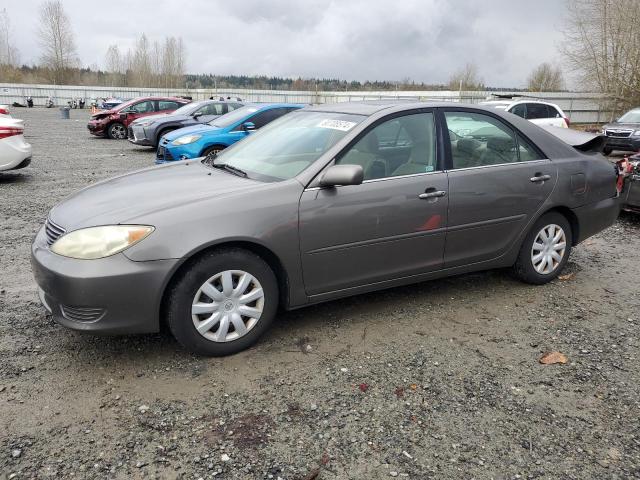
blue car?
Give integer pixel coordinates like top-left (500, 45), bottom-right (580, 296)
top-left (155, 103), bottom-right (305, 163)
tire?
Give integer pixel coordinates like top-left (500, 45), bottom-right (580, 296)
top-left (166, 248), bottom-right (279, 356)
top-left (513, 212), bottom-right (572, 285)
top-left (602, 147), bottom-right (613, 156)
top-left (154, 128), bottom-right (175, 147)
top-left (107, 122), bottom-right (127, 140)
top-left (202, 145), bottom-right (225, 160)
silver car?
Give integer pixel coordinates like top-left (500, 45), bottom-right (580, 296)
top-left (32, 102), bottom-right (624, 356)
top-left (128, 100), bottom-right (243, 148)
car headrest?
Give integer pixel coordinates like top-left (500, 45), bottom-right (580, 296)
top-left (457, 138), bottom-right (482, 154)
top-left (487, 136), bottom-right (514, 153)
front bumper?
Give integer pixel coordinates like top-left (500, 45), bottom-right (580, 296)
top-left (604, 135), bottom-right (640, 152)
top-left (87, 123), bottom-right (107, 137)
top-left (128, 125), bottom-right (153, 146)
top-left (155, 142), bottom-right (201, 164)
top-left (31, 225), bottom-right (178, 334)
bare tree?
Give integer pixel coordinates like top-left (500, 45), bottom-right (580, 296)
top-left (562, 0), bottom-right (640, 115)
top-left (0, 9), bottom-right (20, 66)
top-left (448, 63), bottom-right (484, 91)
top-left (528, 63), bottom-right (564, 91)
top-left (37, 0), bottom-right (78, 84)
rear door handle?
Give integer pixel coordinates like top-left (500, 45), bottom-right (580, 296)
top-left (530, 174), bottom-right (551, 183)
top-left (419, 190), bottom-right (447, 199)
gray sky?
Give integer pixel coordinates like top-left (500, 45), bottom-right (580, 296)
top-left (3, 0), bottom-right (568, 88)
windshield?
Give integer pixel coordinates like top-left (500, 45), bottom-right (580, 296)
top-left (618, 109), bottom-right (640, 123)
top-left (172, 101), bottom-right (202, 116)
top-left (208, 111), bottom-right (365, 181)
top-left (209, 105), bottom-right (259, 128)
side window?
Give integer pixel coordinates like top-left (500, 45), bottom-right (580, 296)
top-left (336, 112), bottom-right (436, 180)
top-left (199, 103), bottom-right (225, 116)
top-left (525, 103), bottom-right (549, 119)
top-left (158, 101), bottom-right (180, 111)
top-left (517, 133), bottom-right (544, 161)
top-left (247, 108), bottom-right (290, 129)
top-left (445, 111), bottom-right (519, 168)
top-left (510, 104), bottom-right (526, 118)
top-left (128, 101), bottom-right (154, 113)
top-left (228, 103), bottom-right (243, 112)
top-left (547, 105), bottom-right (561, 118)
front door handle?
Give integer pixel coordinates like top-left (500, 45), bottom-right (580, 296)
top-left (419, 190), bottom-right (447, 199)
top-left (530, 174), bottom-right (551, 183)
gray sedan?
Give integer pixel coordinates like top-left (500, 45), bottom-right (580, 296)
top-left (128, 100), bottom-right (243, 147)
top-left (32, 102), bottom-right (624, 356)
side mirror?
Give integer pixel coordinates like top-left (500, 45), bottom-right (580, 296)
top-left (319, 164), bottom-right (364, 188)
top-left (242, 121), bottom-right (256, 132)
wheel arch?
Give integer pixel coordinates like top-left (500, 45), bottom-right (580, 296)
top-left (158, 239), bottom-right (290, 326)
top-left (105, 120), bottom-right (126, 138)
top-left (199, 144), bottom-right (228, 157)
top-left (538, 206), bottom-right (580, 246)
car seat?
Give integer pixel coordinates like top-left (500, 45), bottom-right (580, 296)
top-left (338, 131), bottom-right (386, 179)
top-left (480, 137), bottom-right (516, 165)
top-left (454, 138), bottom-right (484, 168)
top-left (391, 141), bottom-right (435, 176)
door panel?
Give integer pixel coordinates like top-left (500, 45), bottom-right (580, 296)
top-left (445, 160), bottom-right (557, 266)
top-left (299, 173), bottom-right (448, 295)
top-left (443, 109), bottom-right (557, 267)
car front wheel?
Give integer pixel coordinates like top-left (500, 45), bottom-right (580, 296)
top-left (166, 248), bottom-right (278, 356)
top-left (107, 122), bottom-right (127, 139)
top-left (513, 212), bottom-right (572, 284)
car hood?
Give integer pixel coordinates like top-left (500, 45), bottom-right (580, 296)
top-left (49, 160), bottom-right (258, 230)
top-left (163, 124), bottom-right (220, 141)
top-left (91, 109), bottom-right (115, 119)
top-left (602, 122), bottom-right (640, 130)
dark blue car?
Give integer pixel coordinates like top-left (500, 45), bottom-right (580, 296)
top-left (155, 103), bottom-right (305, 163)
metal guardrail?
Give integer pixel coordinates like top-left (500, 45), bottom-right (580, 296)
top-left (0, 83), bottom-right (616, 124)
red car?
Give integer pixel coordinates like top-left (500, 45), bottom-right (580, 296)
top-left (87, 97), bottom-right (190, 139)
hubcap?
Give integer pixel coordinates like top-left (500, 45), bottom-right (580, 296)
top-left (112, 125), bottom-right (126, 139)
top-left (191, 270), bottom-right (264, 343)
top-left (531, 224), bottom-right (566, 275)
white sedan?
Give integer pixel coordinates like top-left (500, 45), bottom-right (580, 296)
top-left (0, 117), bottom-right (32, 171)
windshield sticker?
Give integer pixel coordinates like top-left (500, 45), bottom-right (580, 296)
top-left (317, 119), bottom-right (357, 131)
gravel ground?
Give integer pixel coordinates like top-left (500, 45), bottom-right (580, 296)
top-left (1, 108), bottom-right (639, 480)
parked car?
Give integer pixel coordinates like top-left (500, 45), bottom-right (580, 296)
top-left (0, 116), bottom-right (32, 171)
top-left (601, 108), bottom-right (640, 155)
top-left (32, 102), bottom-right (626, 356)
top-left (155, 103), bottom-right (304, 163)
top-left (623, 152), bottom-right (640, 212)
top-left (87, 97), bottom-right (190, 139)
top-left (480, 98), bottom-right (570, 129)
top-left (128, 100), bottom-right (244, 148)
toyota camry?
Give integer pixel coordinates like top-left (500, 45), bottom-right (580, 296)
top-left (32, 102), bottom-right (625, 356)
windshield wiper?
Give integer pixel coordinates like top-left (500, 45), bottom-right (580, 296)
top-left (210, 162), bottom-right (248, 178)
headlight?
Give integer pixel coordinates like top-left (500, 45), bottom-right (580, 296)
top-left (172, 134), bottom-right (201, 145)
top-left (633, 130), bottom-right (640, 136)
top-left (51, 225), bottom-right (154, 260)
top-left (136, 120), bottom-right (155, 127)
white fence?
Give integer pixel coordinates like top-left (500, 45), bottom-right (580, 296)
top-left (0, 82), bottom-right (615, 124)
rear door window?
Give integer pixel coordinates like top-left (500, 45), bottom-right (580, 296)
top-left (525, 103), bottom-right (550, 119)
top-left (158, 101), bottom-right (181, 111)
top-left (509, 104), bottom-right (526, 118)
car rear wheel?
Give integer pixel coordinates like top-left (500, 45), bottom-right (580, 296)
top-left (107, 122), bottom-right (127, 140)
top-left (513, 212), bottom-right (572, 284)
top-left (166, 248), bottom-right (278, 356)
top-left (202, 145), bottom-right (225, 160)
